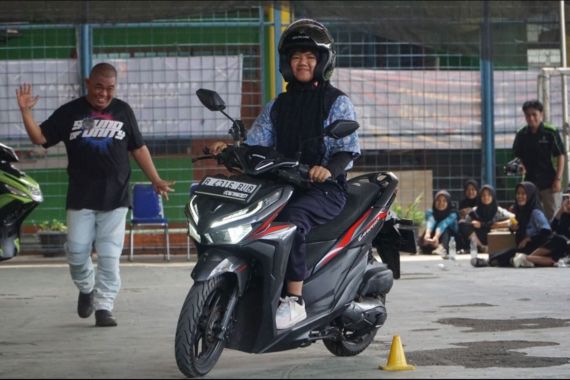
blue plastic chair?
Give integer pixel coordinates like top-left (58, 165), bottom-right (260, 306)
top-left (129, 183), bottom-right (170, 261)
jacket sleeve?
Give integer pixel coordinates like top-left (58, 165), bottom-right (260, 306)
top-left (425, 209), bottom-right (436, 231)
top-left (435, 212), bottom-right (458, 233)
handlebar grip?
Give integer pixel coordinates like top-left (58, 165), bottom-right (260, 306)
top-left (298, 164), bottom-right (310, 178)
top-left (299, 164), bottom-right (336, 184)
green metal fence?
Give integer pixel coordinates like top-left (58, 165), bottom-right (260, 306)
top-left (0, 1), bottom-right (567, 227)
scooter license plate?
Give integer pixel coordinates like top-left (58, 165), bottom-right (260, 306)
top-left (194, 176), bottom-right (260, 203)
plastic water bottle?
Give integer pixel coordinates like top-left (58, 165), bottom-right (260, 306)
top-left (469, 238), bottom-right (478, 260)
top-left (449, 237), bottom-right (456, 260)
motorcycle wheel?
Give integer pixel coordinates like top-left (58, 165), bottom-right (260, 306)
top-left (175, 275), bottom-right (234, 378)
top-left (323, 327), bottom-right (379, 357)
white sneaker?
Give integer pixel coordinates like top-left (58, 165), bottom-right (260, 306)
top-left (513, 253), bottom-right (534, 268)
top-left (275, 296), bottom-right (307, 330)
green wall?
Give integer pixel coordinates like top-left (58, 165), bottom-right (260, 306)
top-left (25, 156), bottom-right (194, 227)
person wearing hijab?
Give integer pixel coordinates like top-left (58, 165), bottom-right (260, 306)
top-left (209, 19), bottom-right (360, 330)
top-left (419, 190), bottom-right (459, 256)
top-left (519, 192), bottom-right (570, 267)
top-left (459, 184), bottom-right (514, 252)
top-left (458, 179), bottom-right (479, 219)
top-left (485, 182), bottom-right (551, 267)
top-left (456, 179), bottom-right (479, 251)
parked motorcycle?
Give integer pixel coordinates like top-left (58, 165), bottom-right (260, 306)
top-left (175, 89), bottom-right (411, 378)
top-left (0, 142), bottom-right (43, 261)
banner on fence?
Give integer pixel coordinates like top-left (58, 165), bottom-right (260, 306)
top-left (0, 55), bottom-right (243, 139)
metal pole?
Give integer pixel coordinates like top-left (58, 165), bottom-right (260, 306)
top-left (480, 0), bottom-right (495, 187)
top-left (259, 6), bottom-right (267, 103)
top-left (273, 2), bottom-right (283, 95)
top-left (560, 0), bottom-right (570, 185)
top-left (77, 24), bottom-right (92, 96)
top-left (543, 69), bottom-right (551, 122)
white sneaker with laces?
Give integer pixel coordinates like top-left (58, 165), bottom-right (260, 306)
top-left (276, 296), bottom-right (307, 330)
top-left (513, 253), bottom-right (534, 268)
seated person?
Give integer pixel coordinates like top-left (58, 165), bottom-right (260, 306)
top-left (419, 190), bottom-right (458, 256)
top-left (515, 194), bottom-right (570, 267)
top-left (456, 179), bottom-right (479, 251)
top-left (458, 179), bottom-right (479, 220)
top-left (459, 184), bottom-right (514, 253)
top-left (478, 182), bottom-right (552, 267)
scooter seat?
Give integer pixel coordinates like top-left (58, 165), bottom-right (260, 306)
top-left (306, 181), bottom-right (379, 243)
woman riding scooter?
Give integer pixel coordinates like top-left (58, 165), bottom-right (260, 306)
top-left (209, 18), bottom-right (360, 329)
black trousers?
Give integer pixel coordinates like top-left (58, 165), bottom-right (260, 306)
top-left (276, 183), bottom-right (347, 282)
top-left (458, 221), bottom-right (491, 245)
top-left (489, 239), bottom-right (543, 267)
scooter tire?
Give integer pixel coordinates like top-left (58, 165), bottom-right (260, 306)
top-left (175, 275), bottom-right (233, 378)
top-left (323, 327), bottom-right (379, 357)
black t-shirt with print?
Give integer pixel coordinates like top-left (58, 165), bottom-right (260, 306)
top-left (40, 97), bottom-right (144, 211)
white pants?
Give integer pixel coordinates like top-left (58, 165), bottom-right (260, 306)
top-left (65, 208), bottom-right (128, 311)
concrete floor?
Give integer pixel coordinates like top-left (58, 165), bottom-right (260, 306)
top-left (1, 253), bottom-right (569, 379)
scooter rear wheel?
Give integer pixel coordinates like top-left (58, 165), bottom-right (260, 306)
top-left (175, 275), bottom-right (233, 378)
top-left (323, 327), bottom-right (379, 357)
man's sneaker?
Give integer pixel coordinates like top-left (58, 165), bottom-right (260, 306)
top-left (77, 291), bottom-right (94, 318)
top-left (276, 296), bottom-right (307, 330)
top-left (95, 310), bottom-right (118, 327)
top-left (513, 253), bottom-right (534, 268)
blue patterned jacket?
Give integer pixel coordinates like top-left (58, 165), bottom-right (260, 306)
top-left (245, 95), bottom-right (361, 170)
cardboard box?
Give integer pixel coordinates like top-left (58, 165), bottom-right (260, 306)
top-left (487, 230), bottom-right (516, 254)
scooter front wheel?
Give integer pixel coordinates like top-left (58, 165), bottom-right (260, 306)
top-left (175, 275), bottom-right (234, 378)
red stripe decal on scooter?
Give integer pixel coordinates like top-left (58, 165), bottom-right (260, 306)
top-left (236, 264), bottom-right (248, 273)
top-left (251, 206), bottom-right (286, 239)
top-left (252, 223), bottom-right (291, 239)
top-left (362, 211), bottom-right (388, 233)
top-left (316, 209), bottom-right (373, 269)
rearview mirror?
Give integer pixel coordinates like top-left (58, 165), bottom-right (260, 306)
top-left (324, 120), bottom-right (360, 139)
top-left (196, 89), bottom-right (226, 111)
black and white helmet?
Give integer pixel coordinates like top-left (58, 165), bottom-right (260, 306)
top-left (278, 18), bottom-right (336, 83)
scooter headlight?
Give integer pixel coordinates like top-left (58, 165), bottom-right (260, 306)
top-left (206, 189), bottom-right (283, 244)
top-left (30, 186), bottom-right (43, 202)
top-left (206, 225), bottom-right (253, 244)
top-left (5, 183), bottom-right (43, 202)
top-left (210, 189), bottom-right (282, 229)
top-left (185, 196), bottom-right (201, 243)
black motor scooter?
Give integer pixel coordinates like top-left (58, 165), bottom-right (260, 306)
top-left (175, 89), bottom-right (410, 378)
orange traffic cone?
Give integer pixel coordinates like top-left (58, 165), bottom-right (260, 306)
top-left (379, 335), bottom-right (416, 371)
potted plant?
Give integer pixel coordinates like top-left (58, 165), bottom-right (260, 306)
top-left (36, 219), bottom-right (67, 257)
top-left (393, 193), bottom-right (425, 253)
top-left (393, 193), bottom-right (425, 226)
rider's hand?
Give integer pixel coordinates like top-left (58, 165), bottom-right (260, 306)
top-left (308, 165), bottom-right (332, 183)
top-left (208, 141), bottom-right (228, 155)
top-left (16, 84), bottom-right (39, 112)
